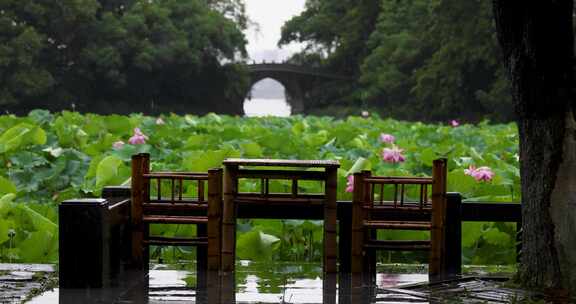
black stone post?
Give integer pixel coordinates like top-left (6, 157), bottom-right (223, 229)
top-left (444, 192), bottom-right (462, 277)
top-left (102, 186), bottom-right (131, 203)
top-left (102, 186), bottom-right (132, 283)
top-left (59, 199), bottom-right (111, 288)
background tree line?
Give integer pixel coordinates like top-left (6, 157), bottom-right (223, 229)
top-left (0, 0), bottom-right (249, 115)
top-left (1, 0), bottom-right (513, 121)
top-left (280, 0), bottom-right (513, 122)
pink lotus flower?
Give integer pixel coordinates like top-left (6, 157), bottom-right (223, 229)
top-left (380, 133), bottom-right (395, 144)
top-left (382, 146), bottom-right (406, 163)
top-left (463, 165), bottom-right (475, 176)
top-left (346, 175), bottom-right (354, 193)
top-left (112, 141), bottom-right (125, 149)
top-left (464, 165), bottom-right (494, 182)
top-left (156, 117), bottom-right (165, 125)
top-left (128, 128), bottom-right (148, 145)
top-left (451, 120), bottom-right (460, 127)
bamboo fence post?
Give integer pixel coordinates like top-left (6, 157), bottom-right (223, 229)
top-left (221, 270), bottom-right (235, 304)
top-left (142, 153), bottom-right (150, 199)
top-left (323, 273), bottom-right (337, 304)
top-left (362, 171), bottom-right (375, 286)
top-left (207, 168), bottom-right (223, 271)
top-left (221, 164), bottom-right (238, 272)
top-left (130, 154), bottom-right (144, 269)
top-left (207, 270), bottom-right (222, 304)
top-left (430, 158), bottom-right (447, 281)
top-left (351, 171), bottom-right (365, 287)
top-left (142, 153), bottom-right (150, 267)
top-left (324, 166), bottom-right (338, 274)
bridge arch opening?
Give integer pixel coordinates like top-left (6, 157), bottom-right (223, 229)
top-left (244, 78), bottom-right (292, 117)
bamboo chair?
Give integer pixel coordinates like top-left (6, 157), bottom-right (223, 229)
top-left (130, 153), bottom-right (223, 273)
top-left (351, 158), bottom-right (447, 287)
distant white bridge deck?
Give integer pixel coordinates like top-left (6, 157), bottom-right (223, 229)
top-left (247, 62), bottom-right (352, 80)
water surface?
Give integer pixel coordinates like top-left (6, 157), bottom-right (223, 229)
top-left (244, 98), bottom-right (291, 117)
top-left (29, 262), bottom-right (429, 303)
top-left (29, 262), bottom-right (518, 303)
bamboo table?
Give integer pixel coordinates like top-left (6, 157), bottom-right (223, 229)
top-left (221, 158), bottom-right (340, 275)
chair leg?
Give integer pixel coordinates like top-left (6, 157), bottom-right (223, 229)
top-left (362, 248), bottom-right (373, 287)
top-left (369, 249), bottom-right (377, 286)
top-left (350, 221), bottom-right (363, 288)
top-left (365, 229), bottom-right (377, 287)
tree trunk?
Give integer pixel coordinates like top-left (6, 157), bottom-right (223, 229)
top-left (492, 1), bottom-right (575, 291)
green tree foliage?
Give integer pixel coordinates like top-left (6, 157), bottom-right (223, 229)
top-left (280, 0), bottom-right (380, 75)
top-left (0, 0), bottom-right (248, 113)
top-left (281, 0), bottom-right (513, 122)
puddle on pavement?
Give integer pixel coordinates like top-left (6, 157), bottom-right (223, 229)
top-left (28, 262), bottom-right (519, 303)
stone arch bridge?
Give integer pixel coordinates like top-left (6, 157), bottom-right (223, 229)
top-left (244, 62), bottom-right (351, 114)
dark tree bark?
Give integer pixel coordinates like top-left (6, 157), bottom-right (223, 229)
top-left (493, 1), bottom-right (576, 291)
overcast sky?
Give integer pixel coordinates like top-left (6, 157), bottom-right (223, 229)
top-left (243, 0), bottom-right (306, 60)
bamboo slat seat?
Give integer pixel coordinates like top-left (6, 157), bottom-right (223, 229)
top-left (351, 158), bottom-right (447, 287)
top-left (145, 199), bottom-right (210, 205)
top-left (131, 153), bottom-right (223, 272)
top-left (145, 236), bottom-right (208, 246)
top-left (362, 220), bottom-right (431, 230)
top-left (233, 194), bottom-right (326, 206)
top-left (142, 215), bottom-right (209, 224)
top-left (143, 203), bottom-right (208, 214)
top-left (366, 203), bottom-right (433, 210)
top-left (364, 240), bottom-right (431, 251)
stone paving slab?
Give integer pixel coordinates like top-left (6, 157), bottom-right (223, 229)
top-left (0, 265), bottom-right (54, 273)
top-left (0, 264), bottom-right (56, 304)
top-left (24, 265), bottom-right (574, 304)
top-left (407, 277), bottom-right (538, 303)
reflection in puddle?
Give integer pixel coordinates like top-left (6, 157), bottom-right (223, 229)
top-left (377, 273), bottom-right (428, 288)
top-left (236, 274), bottom-right (325, 303)
top-left (150, 270), bottom-right (189, 287)
top-left (25, 262), bottom-right (524, 303)
top-left (30, 262), bottom-right (430, 303)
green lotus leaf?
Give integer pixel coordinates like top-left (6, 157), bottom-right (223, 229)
top-left (0, 177), bottom-right (17, 195)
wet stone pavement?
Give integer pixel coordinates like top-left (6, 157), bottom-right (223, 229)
top-left (8, 263), bottom-right (561, 303)
top-left (29, 276), bottom-right (537, 304)
top-left (375, 277), bottom-right (533, 303)
top-left (0, 264), bottom-right (56, 304)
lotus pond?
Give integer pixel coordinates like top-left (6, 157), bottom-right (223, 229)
top-left (0, 110), bottom-right (519, 265)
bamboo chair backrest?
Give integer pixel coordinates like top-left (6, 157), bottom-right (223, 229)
top-left (353, 159), bottom-right (447, 211)
top-left (131, 153), bottom-right (214, 206)
top-left (362, 175), bottom-right (433, 209)
top-left (131, 153), bottom-right (224, 222)
top-left (235, 168), bottom-right (328, 200)
top-left (143, 171), bottom-right (209, 204)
